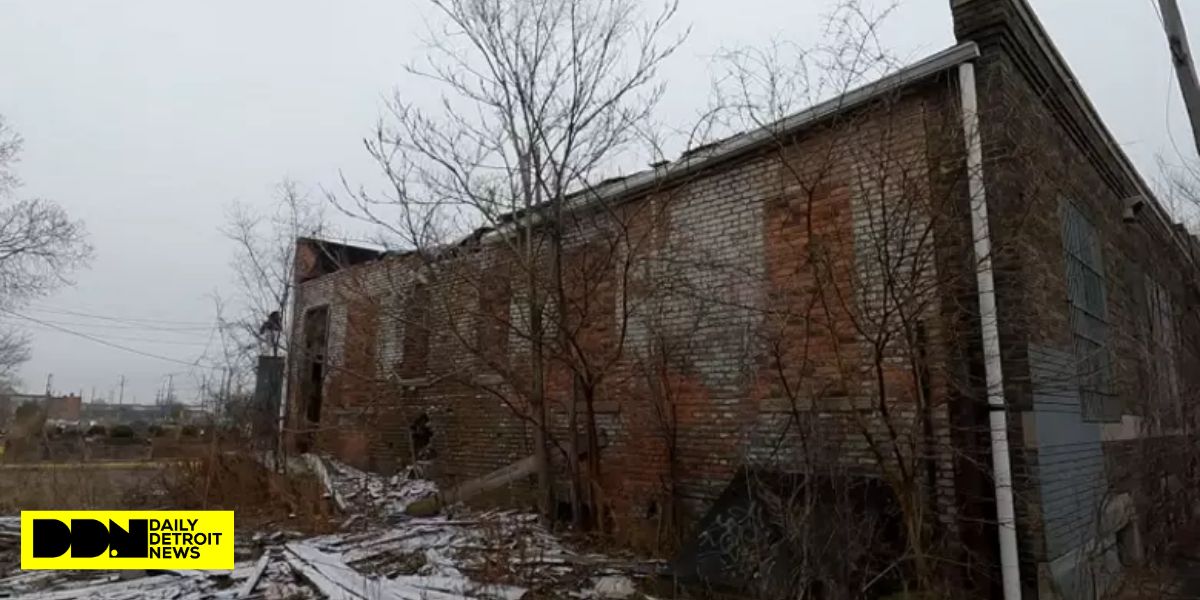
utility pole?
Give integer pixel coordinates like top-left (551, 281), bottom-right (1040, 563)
top-left (44, 373), bottom-right (52, 397)
top-left (1159, 0), bottom-right (1200, 157)
top-left (118, 375), bottom-right (125, 405)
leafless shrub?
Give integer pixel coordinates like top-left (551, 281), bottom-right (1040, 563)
top-left (158, 452), bottom-right (336, 534)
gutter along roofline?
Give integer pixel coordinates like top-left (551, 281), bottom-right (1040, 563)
top-left (294, 43), bottom-right (983, 262)
top-left (477, 42), bottom-right (982, 244)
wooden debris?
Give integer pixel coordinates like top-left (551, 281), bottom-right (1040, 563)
top-left (237, 551), bottom-right (272, 598)
top-left (0, 456), bottom-right (656, 600)
top-left (409, 454), bottom-right (538, 516)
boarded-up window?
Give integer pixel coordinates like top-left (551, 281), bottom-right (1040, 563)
top-left (1061, 202), bottom-right (1118, 422)
top-left (475, 271), bottom-right (511, 364)
top-left (399, 283), bottom-right (430, 378)
top-left (1145, 276), bottom-right (1181, 427)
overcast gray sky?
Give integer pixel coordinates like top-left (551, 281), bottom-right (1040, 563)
top-left (0, 0), bottom-right (1195, 405)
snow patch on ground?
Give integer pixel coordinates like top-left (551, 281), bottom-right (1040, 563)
top-left (0, 458), bottom-right (659, 599)
top-left (322, 457), bottom-right (438, 518)
top-left (589, 575), bottom-right (638, 599)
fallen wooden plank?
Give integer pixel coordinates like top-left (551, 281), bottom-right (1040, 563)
top-left (408, 455), bottom-right (537, 516)
top-left (237, 551), bottom-right (272, 598)
top-left (282, 543), bottom-right (366, 600)
top-left (391, 575), bottom-right (527, 600)
top-left (284, 541), bottom-right (473, 600)
top-left (14, 573), bottom-right (185, 600)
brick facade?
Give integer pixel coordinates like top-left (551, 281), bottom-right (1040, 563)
top-left (287, 2), bottom-right (1200, 596)
top-left (288, 77), bottom-right (974, 539)
top-left (954, 0), bottom-right (1200, 597)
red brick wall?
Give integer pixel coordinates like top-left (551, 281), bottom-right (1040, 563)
top-left (953, 0), bottom-right (1200, 594)
top-left (287, 79), bottom-right (971, 550)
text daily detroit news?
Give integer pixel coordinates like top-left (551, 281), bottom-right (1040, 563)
top-left (21, 511), bottom-right (235, 570)
top-left (47, 517), bottom-right (223, 559)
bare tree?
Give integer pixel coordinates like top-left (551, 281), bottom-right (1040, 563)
top-left (336, 0), bottom-right (687, 521)
top-left (0, 329), bottom-right (30, 392)
top-left (324, 0), bottom-right (1019, 590)
top-left (679, 3), bottom-right (1086, 594)
top-left (0, 117), bottom-right (92, 304)
top-left (199, 296), bottom-right (256, 421)
top-left (0, 115), bottom-right (92, 386)
top-left (222, 180), bottom-right (325, 359)
top-left (219, 181), bottom-right (326, 464)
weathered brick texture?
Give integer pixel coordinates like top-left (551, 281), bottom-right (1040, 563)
top-left (285, 5), bottom-right (1200, 596)
top-left (954, 0), bottom-right (1200, 597)
top-left (287, 81), bottom-right (972, 550)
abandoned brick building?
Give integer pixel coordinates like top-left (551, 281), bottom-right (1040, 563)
top-left (287, 1), bottom-right (1200, 597)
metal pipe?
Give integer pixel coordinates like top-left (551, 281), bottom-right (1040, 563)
top-left (957, 61), bottom-right (1022, 600)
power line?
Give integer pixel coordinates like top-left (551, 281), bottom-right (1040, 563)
top-left (193, 322), bottom-right (221, 370)
top-left (1, 309), bottom-right (223, 369)
top-left (18, 322), bottom-right (214, 347)
top-left (20, 318), bottom-right (214, 333)
top-left (26, 305), bottom-right (214, 327)
top-left (18, 318), bottom-right (215, 337)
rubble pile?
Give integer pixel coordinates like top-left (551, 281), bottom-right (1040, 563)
top-left (305, 510), bottom-right (650, 598)
top-left (0, 517), bottom-right (19, 579)
top-left (322, 458), bottom-right (438, 519)
top-left (1, 562), bottom-right (264, 599)
top-left (0, 461), bottom-right (656, 599)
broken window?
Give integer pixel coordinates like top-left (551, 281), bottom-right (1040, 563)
top-left (409, 412), bottom-right (435, 460)
top-left (1061, 202), bottom-right (1118, 422)
top-left (298, 305), bottom-right (330, 451)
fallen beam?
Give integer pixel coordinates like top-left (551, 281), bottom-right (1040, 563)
top-left (237, 551), bottom-right (272, 598)
top-left (406, 454), bottom-right (537, 516)
top-left (284, 541), bottom-right (468, 600)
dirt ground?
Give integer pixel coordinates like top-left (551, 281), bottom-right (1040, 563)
top-left (0, 461), bottom-right (172, 512)
top-left (0, 455), bottom-right (663, 600)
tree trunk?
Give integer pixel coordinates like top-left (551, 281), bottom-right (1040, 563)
top-left (529, 299), bottom-right (553, 520)
top-left (568, 375), bottom-right (583, 528)
top-left (583, 383), bottom-right (602, 530)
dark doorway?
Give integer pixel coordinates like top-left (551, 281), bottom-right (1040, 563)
top-left (297, 305), bottom-right (329, 452)
top-left (409, 412), bottom-right (435, 460)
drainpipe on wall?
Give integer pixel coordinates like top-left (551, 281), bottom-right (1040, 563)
top-left (957, 61), bottom-right (1022, 600)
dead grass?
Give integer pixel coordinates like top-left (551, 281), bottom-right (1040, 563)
top-left (0, 462), bottom-right (168, 511)
top-left (156, 453), bottom-right (336, 535)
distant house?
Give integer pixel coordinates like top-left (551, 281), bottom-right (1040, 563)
top-left (0, 392), bottom-right (82, 427)
top-left (286, 1), bottom-right (1200, 597)
top-left (81, 402), bottom-right (177, 426)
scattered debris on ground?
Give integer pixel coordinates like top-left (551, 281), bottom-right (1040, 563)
top-left (320, 456), bottom-right (438, 519)
top-left (0, 457), bottom-right (663, 599)
top-left (165, 453), bottom-right (336, 534)
top-left (0, 517), bottom-right (18, 580)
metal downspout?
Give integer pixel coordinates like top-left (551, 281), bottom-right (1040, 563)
top-left (957, 61), bottom-right (1023, 600)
